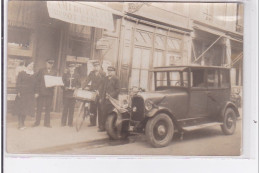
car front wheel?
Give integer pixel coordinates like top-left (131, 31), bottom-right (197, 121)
top-left (221, 108), bottom-right (237, 135)
top-left (145, 113), bottom-right (174, 148)
top-left (105, 113), bottom-right (129, 140)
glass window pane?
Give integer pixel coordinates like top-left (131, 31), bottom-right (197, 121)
top-left (167, 38), bottom-right (181, 51)
top-left (153, 51), bottom-right (163, 67)
top-left (169, 72), bottom-right (180, 86)
top-left (191, 69), bottom-right (206, 88)
top-left (207, 69), bottom-right (219, 88)
top-left (140, 70), bottom-right (149, 90)
top-left (131, 69), bottom-right (140, 87)
top-left (132, 48), bottom-right (141, 68)
top-left (155, 35), bottom-right (166, 49)
top-left (141, 49), bottom-right (150, 69)
top-left (156, 72), bottom-right (167, 87)
top-left (166, 52), bottom-right (181, 66)
top-left (220, 69), bottom-right (230, 88)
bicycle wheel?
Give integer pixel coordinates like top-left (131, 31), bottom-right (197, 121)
top-left (75, 102), bottom-right (86, 132)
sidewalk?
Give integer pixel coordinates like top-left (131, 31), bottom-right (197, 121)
top-left (5, 112), bottom-right (108, 154)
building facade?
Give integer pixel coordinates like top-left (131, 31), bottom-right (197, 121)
top-left (7, 2), bottom-right (243, 112)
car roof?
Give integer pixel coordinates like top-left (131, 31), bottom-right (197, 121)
top-left (150, 65), bottom-right (230, 72)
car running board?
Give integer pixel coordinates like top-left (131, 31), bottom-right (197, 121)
top-left (182, 122), bottom-right (223, 132)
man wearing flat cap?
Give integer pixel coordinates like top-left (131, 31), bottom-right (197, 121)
top-left (82, 60), bottom-right (106, 127)
top-left (33, 58), bottom-right (57, 128)
top-left (61, 63), bottom-right (81, 127)
top-left (99, 66), bottom-right (120, 132)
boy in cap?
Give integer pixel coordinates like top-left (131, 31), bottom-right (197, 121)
top-left (82, 60), bottom-right (106, 127)
top-left (99, 66), bottom-right (120, 132)
top-left (61, 63), bottom-right (81, 127)
top-left (33, 58), bottom-right (57, 128)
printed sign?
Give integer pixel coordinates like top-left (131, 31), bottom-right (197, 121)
top-left (47, 1), bottom-right (114, 31)
top-left (96, 38), bottom-right (110, 50)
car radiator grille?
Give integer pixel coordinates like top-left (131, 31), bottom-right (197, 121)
top-left (131, 96), bottom-right (145, 121)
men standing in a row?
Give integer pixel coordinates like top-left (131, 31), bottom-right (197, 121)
top-left (61, 63), bottom-right (81, 127)
top-left (99, 66), bottom-right (120, 132)
top-left (82, 61), bottom-right (106, 128)
top-left (33, 59), bottom-right (57, 128)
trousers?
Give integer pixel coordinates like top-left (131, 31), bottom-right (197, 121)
top-left (89, 101), bottom-right (102, 126)
top-left (18, 113), bottom-right (26, 128)
top-left (35, 95), bottom-right (53, 126)
top-left (100, 100), bottom-right (114, 130)
top-left (61, 97), bottom-right (75, 126)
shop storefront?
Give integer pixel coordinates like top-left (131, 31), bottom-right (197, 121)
top-left (118, 17), bottom-right (191, 92)
top-left (7, 1), bottom-right (122, 112)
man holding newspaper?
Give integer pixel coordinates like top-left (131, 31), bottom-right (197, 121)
top-left (33, 59), bottom-right (61, 128)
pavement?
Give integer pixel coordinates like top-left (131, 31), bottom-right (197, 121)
top-left (5, 107), bottom-right (243, 154)
top-left (5, 112), bottom-right (108, 154)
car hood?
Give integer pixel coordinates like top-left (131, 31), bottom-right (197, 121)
top-left (135, 88), bottom-right (188, 101)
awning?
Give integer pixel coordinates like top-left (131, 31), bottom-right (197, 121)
top-left (47, 1), bottom-right (118, 31)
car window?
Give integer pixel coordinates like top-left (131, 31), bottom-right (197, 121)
top-left (191, 69), bottom-right (206, 88)
top-left (207, 69), bottom-right (219, 88)
top-left (220, 69), bottom-right (230, 88)
top-left (169, 72), bottom-right (181, 86)
top-left (156, 72), bottom-right (167, 87)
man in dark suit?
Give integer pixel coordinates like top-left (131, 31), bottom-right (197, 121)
top-left (61, 63), bottom-right (81, 127)
top-left (99, 66), bottom-right (120, 132)
top-left (82, 61), bottom-right (106, 127)
top-left (33, 59), bottom-right (57, 128)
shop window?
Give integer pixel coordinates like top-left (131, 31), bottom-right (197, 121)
top-left (167, 37), bottom-right (181, 51)
top-left (166, 52), bottom-right (181, 65)
top-left (156, 72), bottom-right (167, 87)
top-left (69, 24), bottom-right (91, 39)
top-left (220, 69), bottom-right (230, 88)
top-left (191, 69), bottom-right (206, 88)
top-left (169, 71), bottom-right (181, 86)
top-left (130, 48), bottom-right (151, 90)
top-left (153, 51), bottom-right (164, 67)
top-left (135, 30), bottom-right (152, 47)
top-left (207, 69), bottom-right (219, 88)
top-left (155, 35), bottom-right (166, 50)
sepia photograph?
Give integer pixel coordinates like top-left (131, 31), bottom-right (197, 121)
top-left (5, 1), bottom-right (244, 156)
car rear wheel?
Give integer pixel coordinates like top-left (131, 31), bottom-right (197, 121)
top-left (145, 113), bottom-right (174, 148)
top-left (221, 108), bottom-right (237, 135)
top-left (105, 113), bottom-right (129, 140)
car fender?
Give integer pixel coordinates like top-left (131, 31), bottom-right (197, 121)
top-left (146, 107), bottom-right (181, 130)
top-left (220, 101), bottom-right (240, 121)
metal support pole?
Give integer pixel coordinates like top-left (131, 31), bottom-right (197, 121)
top-left (193, 35), bottom-right (223, 63)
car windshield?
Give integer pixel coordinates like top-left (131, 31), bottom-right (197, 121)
top-left (155, 71), bottom-right (188, 89)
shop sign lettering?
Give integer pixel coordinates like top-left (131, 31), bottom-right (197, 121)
top-left (47, 2), bottom-right (114, 31)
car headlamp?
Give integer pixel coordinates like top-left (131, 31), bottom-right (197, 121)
top-left (145, 100), bottom-right (153, 111)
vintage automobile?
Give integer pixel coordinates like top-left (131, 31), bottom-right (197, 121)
top-left (105, 66), bottom-right (240, 148)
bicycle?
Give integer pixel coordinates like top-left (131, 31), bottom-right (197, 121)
top-left (73, 88), bottom-right (97, 132)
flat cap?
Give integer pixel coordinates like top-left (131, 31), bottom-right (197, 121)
top-left (68, 63), bottom-right (76, 68)
top-left (92, 61), bottom-right (100, 66)
top-left (46, 58), bottom-right (55, 64)
top-left (107, 66), bottom-right (116, 71)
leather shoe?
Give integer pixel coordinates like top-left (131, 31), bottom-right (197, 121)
top-left (44, 125), bottom-right (52, 128)
top-left (32, 123), bottom-right (39, 127)
top-left (88, 124), bottom-right (96, 127)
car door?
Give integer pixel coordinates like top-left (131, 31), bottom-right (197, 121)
top-left (207, 69), bottom-right (231, 117)
top-left (188, 68), bottom-right (208, 118)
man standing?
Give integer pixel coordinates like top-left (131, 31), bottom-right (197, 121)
top-left (61, 63), bottom-right (81, 127)
top-left (99, 66), bottom-right (120, 132)
top-left (82, 61), bottom-right (106, 127)
top-left (33, 59), bottom-right (56, 128)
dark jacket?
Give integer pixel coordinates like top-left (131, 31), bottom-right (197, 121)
top-left (35, 68), bottom-right (57, 96)
top-left (16, 71), bottom-right (36, 95)
top-left (83, 70), bottom-right (106, 93)
top-left (101, 75), bottom-right (120, 102)
top-left (15, 71), bottom-right (36, 116)
top-left (62, 72), bottom-right (81, 98)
